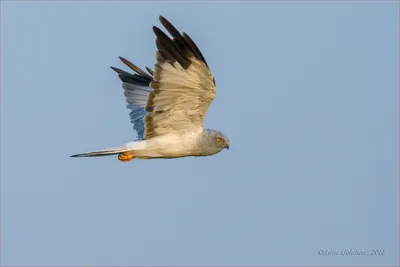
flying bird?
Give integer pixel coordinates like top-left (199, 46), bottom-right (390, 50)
top-left (71, 16), bottom-right (229, 162)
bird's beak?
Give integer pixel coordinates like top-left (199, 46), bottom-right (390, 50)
top-left (225, 141), bottom-right (229, 150)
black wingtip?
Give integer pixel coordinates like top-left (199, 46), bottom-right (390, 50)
top-left (182, 32), bottom-right (208, 67)
top-left (153, 25), bottom-right (161, 35)
top-left (146, 66), bottom-right (154, 76)
top-left (159, 15), bottom-right (169, 26)
top-left (119, 56), bottom-right (153, 80)
top-left (110, 66), bottom-right (122, 73)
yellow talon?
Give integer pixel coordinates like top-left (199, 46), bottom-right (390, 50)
top-left (118, 152), bottom-right (135, 162)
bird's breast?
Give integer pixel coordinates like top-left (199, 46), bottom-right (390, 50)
top-left (139, 132), bottom-right (201, 158)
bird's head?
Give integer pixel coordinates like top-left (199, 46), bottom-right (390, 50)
top-left (204, 129), bottom-right (229, 153)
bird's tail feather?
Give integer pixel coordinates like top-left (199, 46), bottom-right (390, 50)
top-left (70, 145), bottom-right (134, 158)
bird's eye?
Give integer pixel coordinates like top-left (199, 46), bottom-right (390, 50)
top-left (216, 137), bottom-right (222, 143)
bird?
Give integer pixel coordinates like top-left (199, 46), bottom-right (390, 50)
top-left (71, 16), bottom-right (229, 162)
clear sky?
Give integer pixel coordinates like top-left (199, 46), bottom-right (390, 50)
top-left (1, 1), bottom-right (398, 266)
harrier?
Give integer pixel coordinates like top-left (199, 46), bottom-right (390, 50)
top-left (71, 16), bottom-right (229, 162)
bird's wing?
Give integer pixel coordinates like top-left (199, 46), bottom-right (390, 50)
top-left (144, 16), bottom-right (216, 139)
top-left (111, 57), bottom-right (154, 140)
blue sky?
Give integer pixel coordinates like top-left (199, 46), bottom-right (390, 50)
top-left (1, 1), bottom-right (398, 266)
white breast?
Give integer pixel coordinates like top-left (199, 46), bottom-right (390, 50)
top-left (135, 130), bottom-right (202, 158)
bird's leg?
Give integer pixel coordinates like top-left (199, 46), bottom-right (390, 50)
top-left (118, 151), bottom-right (135, 162)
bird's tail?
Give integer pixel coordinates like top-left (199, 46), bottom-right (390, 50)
top-left (70, 142), bottom-right (139, 161)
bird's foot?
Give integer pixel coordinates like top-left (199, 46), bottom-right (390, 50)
top-left (118, 152), bottom-right (135, 162)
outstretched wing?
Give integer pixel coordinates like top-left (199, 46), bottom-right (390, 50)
top-left (111, 57), bottom-right (154, 140)
top-left (144, 16), bottom-right (216, 139)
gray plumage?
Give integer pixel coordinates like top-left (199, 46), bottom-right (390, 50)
top-left (71, 16), bottom-right (229, 161)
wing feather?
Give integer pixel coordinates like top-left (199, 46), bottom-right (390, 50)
top-left (146, 67), bottom-right (154, 76)
top-left (143, 16), bottom-right (216, 139)
top-left (110, 16), bottom-right (216, 141)
top-left (111, 58), bottom-right (153, 140)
